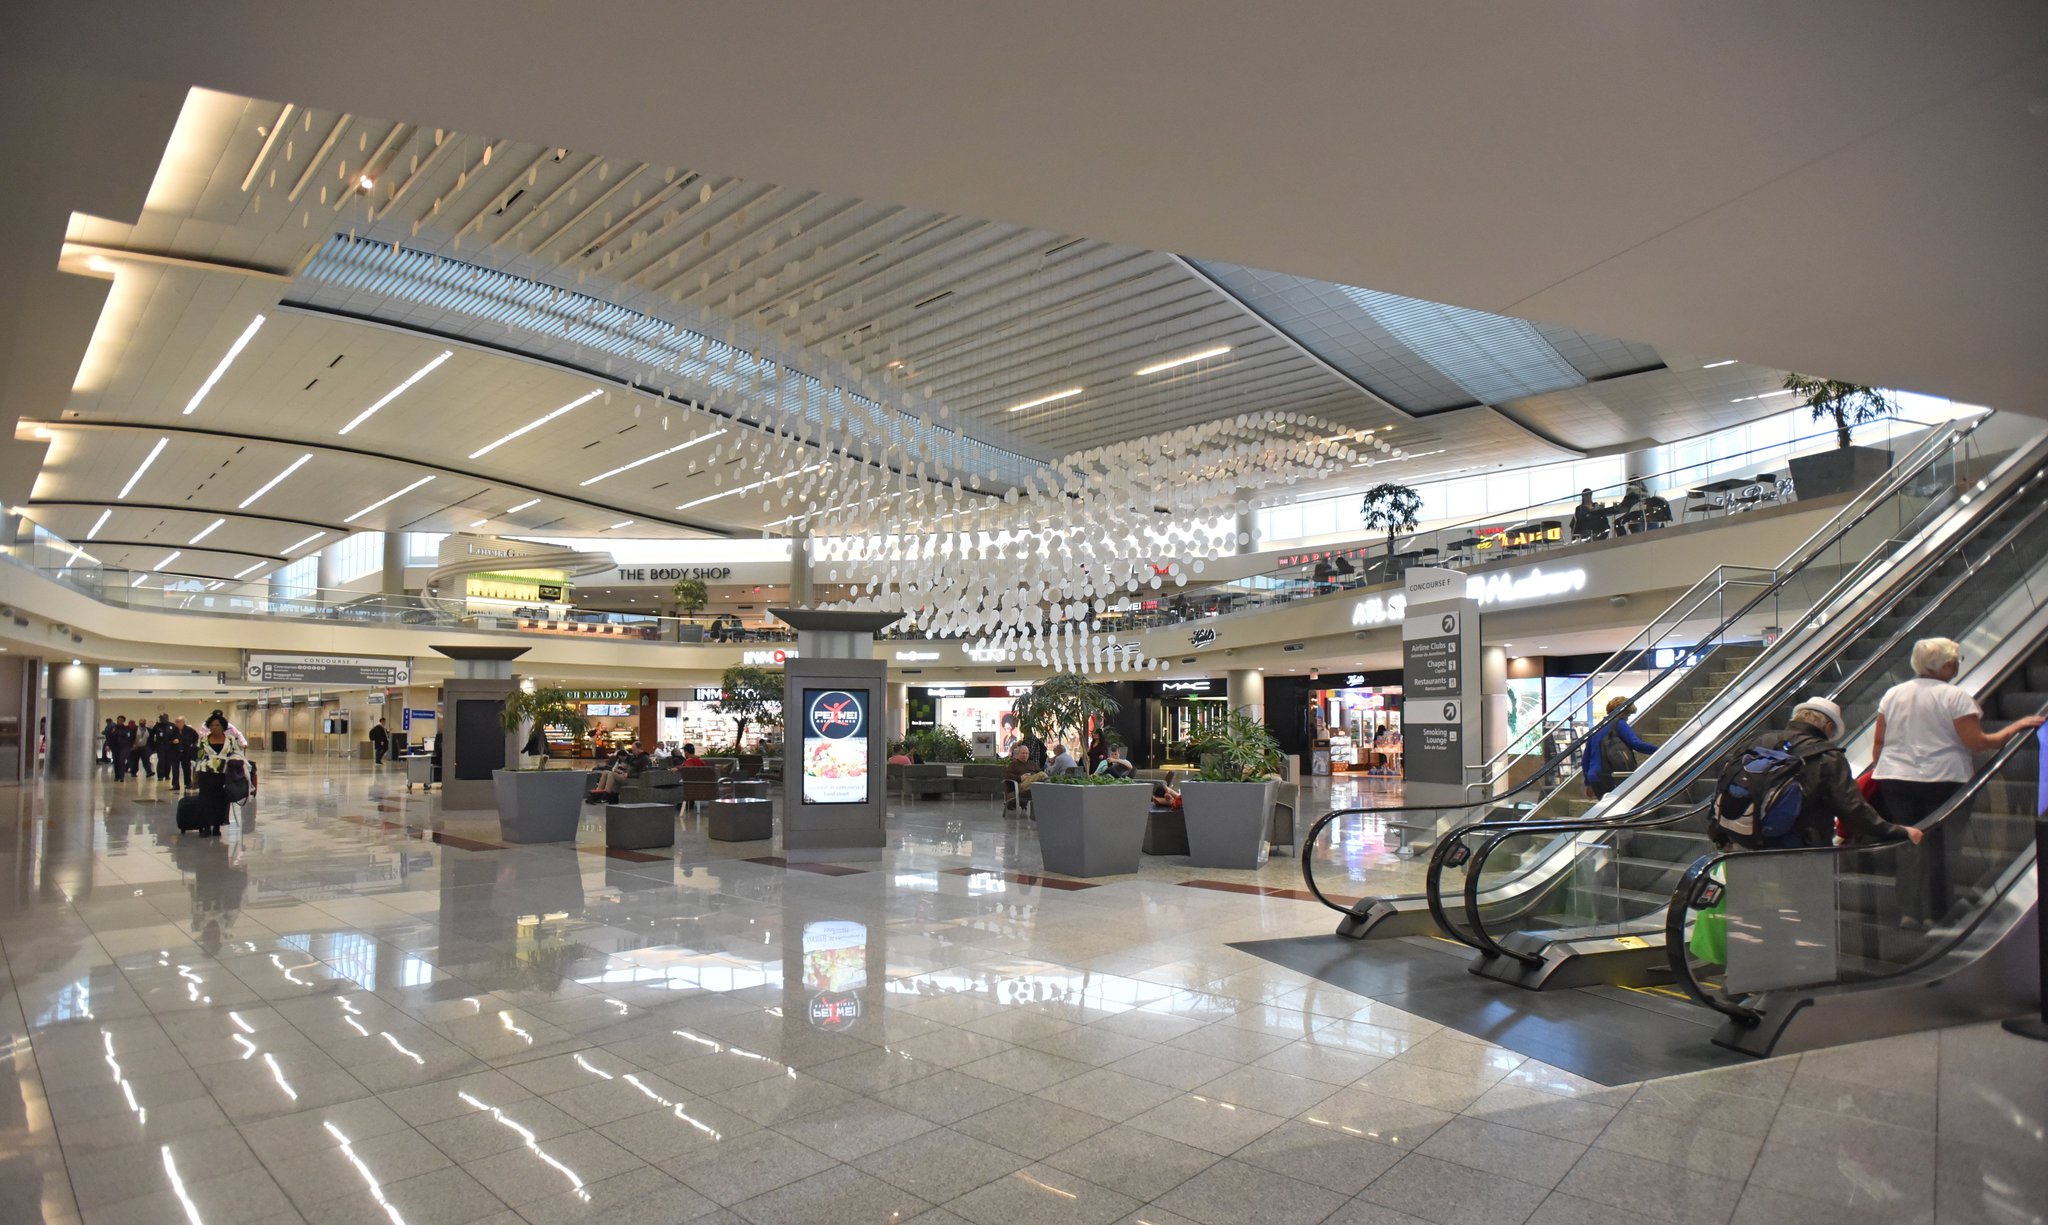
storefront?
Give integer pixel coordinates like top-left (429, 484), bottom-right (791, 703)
top-left (1307, 670), bottom-right (1404, 774)
top-left (536, 689), bottom-right (655, 758)
top-left (1136, 677), bottom-right (1230, 766)
top-left (654, 686), bottom-right (783, 753)
top-left (904, 683), bottom-right (1034, 757)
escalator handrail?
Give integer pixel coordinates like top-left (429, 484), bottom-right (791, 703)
top-left (1435, 800), bottom-right (1714, 958)
top-left (1464, 415), bottom-right (1981, 782)
top-left (1299, 416), bottom-right (1998, 917)
top-left (1663, 698), bottom-right (2048, 1025)
top-left (1445, 486), bottom-right (2048, 959)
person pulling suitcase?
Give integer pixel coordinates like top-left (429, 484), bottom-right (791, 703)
top-left (180, 714), bottom-right (248, 837)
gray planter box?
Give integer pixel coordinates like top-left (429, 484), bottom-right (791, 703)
top-left (676, 623), bottom-right (705, 643)
top-left (1786, 445), bottom-right (1892, 499)
top-left (1181, 781), bottom-right (1276, 869)
top-left (492, 768), bottom-right (588, 843)
top-left (1033, 782), bottom-right (1153, 876)
top-left (605, 803), bottom-right (677, 850)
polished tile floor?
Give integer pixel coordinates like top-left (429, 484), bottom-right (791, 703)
top-left (0, 758), bottom-right (2040, 1224)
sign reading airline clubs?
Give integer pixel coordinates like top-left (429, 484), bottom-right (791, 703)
top-left (1403, 610), bottom-right (1462, 698)
top-left (243, 653), bottom-right (411, 687)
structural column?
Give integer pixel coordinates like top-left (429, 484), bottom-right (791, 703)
top-left (382, 531), bottom-right (407, 595)
top-left (1226, 669), bottom-right (1265, 720)
top-left (789, 540), bottom-right (814, 608)
top-left (47, 661), bottom-right (97, 779)
top-left (1480, 645), bottom-right (1510, 782)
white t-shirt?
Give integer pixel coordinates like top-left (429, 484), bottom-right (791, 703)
top-left (1872, 676), bottom-right (1981, 783)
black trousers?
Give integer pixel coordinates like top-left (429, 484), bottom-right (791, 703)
top-left (163, 753), bottom-right (193, 789)
top-left (1878, 778), bottom-right (1968, 922)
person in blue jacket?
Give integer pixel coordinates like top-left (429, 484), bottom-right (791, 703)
top-left (1583, 695), bottom-right (1658, 798)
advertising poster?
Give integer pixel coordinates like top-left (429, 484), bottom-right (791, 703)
top-left (802, 687), bottom-right (870, 804)
top-left (802, 919), bottom-right (868, 1031)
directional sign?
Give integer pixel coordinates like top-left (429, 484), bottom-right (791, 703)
top-left (245, 653), bottom-right (411, 687)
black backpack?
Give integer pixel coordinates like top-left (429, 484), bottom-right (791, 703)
top-left (1712, 737), bottom-right (1834, 848)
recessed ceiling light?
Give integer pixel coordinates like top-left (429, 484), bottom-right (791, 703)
top-left (152, 550), bottom-right (182, 572)
top-left (118, 437), bottom-right (170, 499)
top-left (1135, 346), bottom-right (1232, 376)
top-left (358, 174), bottom-right (376, 191)
top-left (183, 315), bottom-right (266, 415)
top-left (239, 454), bottom-right (312, 508)
top-left (470, 389), bottom-right (603, 459)
top-left (579, 428), bottom-right (726, 486)
top-left (188, 518), bottom-right (226, 545)
top-left (506, 498), bottom-right (541, 514)
top-left (282, 531), bottom-right (326, 555)
top-left (87, 509), bottom-right (112, 540)
top-left (344, 476), bottom-right (435, 523)
top-left (337, 350), bottom-right (452, 435)
top-left (1701, 359), bottom-right (1737, 368)
top-left (1005, 388), bottom-right (1084, 414)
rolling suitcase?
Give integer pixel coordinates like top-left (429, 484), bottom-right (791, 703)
top-left (176, 793), bottom-right (213, 834)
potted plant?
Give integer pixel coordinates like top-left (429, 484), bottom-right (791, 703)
top-left (1782, 374), bottom-right (1900, 497)
top-left (1010, 672), bottom-right (1122, 754)
top-left (1360, 482), bottom-right (1423, 584)
top-left (493, 685), bottom-right (591, 843)
top-left (1031, 772), bottom-right (1153, 877)
top-left (1180, 707), bottom-right (1284, 869)
top-left (713, 664), bottom-right (783, 750)
top-left (671, 576), bottom-right (709, 643)
top-left (904, 725), bottom-right (973, 764)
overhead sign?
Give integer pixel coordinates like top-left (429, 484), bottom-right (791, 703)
top-left (1161, 680), bottom-right (1214, 693)
top-left (1189, 628), bottom-right (1219, 648)
top-left (1353, 593), bottom-right (1409, 627)
top-left (801, 688), bottom-right (870, 805)
top-left (244, 653), bottom-right (411, 687)
top-left (743, 648), bottom-right (797, 666)
top-left (692, 686), bottom-right (726, 702)
top-left (1345, 674), bottom-right (1368, 688)
top-left (893, 650), bottom-right (940, 661)
top-left (964, 644), bottom-right (1014, 662)
top-left (1470, 566), bottom-right (1586, 607)
top-left (1404, 566), bottom-right (1467, 605)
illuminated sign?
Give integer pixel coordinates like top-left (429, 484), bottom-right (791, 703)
top-left (615, 566), bottom-right (733, 582)
top-left (562, 689), bottom-right (632, 702)
top-left (1345, 674), bottom-right (1367, 687)
top-left (1004, 683), bottom-right (1034, 697)
top-left (1190, 628), bottom-right (1219, 648)
top-left (923, 687), bottom-right (968, 698)
top-left (893, 650), bottom-right (940, 661)
top-left (1356, 565), bottom-right (1589, 624)
top-left (1161, 680), bottom-right (1213, 693)
top-left (801, 688), bottom-right (869, 805)
top-left (692, 687), bottom-right (725, 701)
top-left (742, 648), bottom-right (796, 666)
top-left (1652, 647), bottom-right (1702, 670)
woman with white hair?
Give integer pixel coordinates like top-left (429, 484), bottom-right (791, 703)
top-left (1874, 637), bottom-right (2044, 922)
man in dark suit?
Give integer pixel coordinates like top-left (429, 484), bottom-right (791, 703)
top-left (165, 716), bottom-right (199, 793)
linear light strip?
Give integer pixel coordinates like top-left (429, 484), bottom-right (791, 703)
top-left (118, 438), bottom-right (170, 499)
top-left (239, 454), bottom-right (312, 508)
top-left (579, 429), bottom-right (726, 487)
top-left (506, 498), bottom-right (540, 513)
top-left (183, 315), bottom-right (266, 415)
top-left (470, 389), bottom-right (602, 458)
top-left (234, 562), bottom-right (266, 579)
top-left (344, 476), bottom-right (435, 523)
top-left (282, 532), bottom-right (326, 555)
top-left (188, 518), bottom-right (226, 545)
top-left (87, 509), bottom-right (112, 540)
top-left (676, 463), bottom-right (825, 511)
top-left (153, 551), bottom-right (182, 572)
top-left (1134, 345), bottom-right (1231, 376)
top-left (607, 519), bottom-right (634, 531)
top-left (1005, 387), bottom-right (1083, 413)
top-left (337, 350), bottom-right (452, 435)
top-left (1702, 359), bottom-right (1737, 368)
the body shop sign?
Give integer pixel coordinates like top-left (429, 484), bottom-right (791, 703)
top-left (801, 688), bottom-right (869, 804)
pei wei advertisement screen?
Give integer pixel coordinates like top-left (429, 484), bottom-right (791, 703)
top-left (802, 687), bottom-right (870, 804)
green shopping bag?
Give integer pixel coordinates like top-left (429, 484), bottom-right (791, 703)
top-left (1688, 864), bottom-right (1728, 966)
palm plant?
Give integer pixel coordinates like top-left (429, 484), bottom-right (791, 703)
top-left (1783, 374), bottom-right (1898, 449)
top-left (1360, 483), bottom-right (1423, 572)
top-left (1010, 672), bottom-right (1119, 749)
top-left (1188, 706), bottom-right (1284, 782)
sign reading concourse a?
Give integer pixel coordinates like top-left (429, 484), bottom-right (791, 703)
top-left (244, 653), bottom-right (412, 687)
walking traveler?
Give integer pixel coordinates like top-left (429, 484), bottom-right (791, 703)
top-left (98, 719), bottom-right (114, 765)
top-left (370, 718), bottom-right (390, 765)
top-left (164, 716), bottom-right (198, 792)
top-left (1583, 697), bottom-right (1657, 799)
top-left (1712, 697), bottom-right (1923, 850)
top-left (109, 717), bottom-right (136, 780)
top-left (187, 714), bottom-right (247, 837)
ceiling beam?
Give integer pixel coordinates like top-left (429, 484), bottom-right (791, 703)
top-left (25, 500), bottom-right (350, 534)
top-left (21, 418), bottom-right (736, 537)
top-left (70, 538), bottom-right (286, 562)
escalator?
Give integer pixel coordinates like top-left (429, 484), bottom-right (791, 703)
top-left (1434, 434), bottom-right (2048, 991)
top-left (1665, 621), bottom-right (2046, 1056)
top-left (1300, 414), bottom-right (2009, 938)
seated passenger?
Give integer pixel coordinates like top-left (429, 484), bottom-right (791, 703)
top-left (1003, 744), bottom-right (1044, 807)
top-left (680, 742), bottom-right (706, 768)
top-left (1570, 488), bottom-right (1610, 541)
top-left (1150, 780), bottom-right (1183, 809)
top-left (1093, 745), bottom-right (1135, 779)
top-left (1047, 742), bottom-right (1078, 775)
top-left (886, 744), bottom-right (915, 766)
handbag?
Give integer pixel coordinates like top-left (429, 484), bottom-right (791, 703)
top-left (1688, 864), bottom-right (1728, 966)
top-left (222, 758), bottom-right (251, 804)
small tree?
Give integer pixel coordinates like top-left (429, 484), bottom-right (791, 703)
top-left (1783, 374), bottom-right (1898, 450)
top-left (670, 576), bottom-right (709, 621)
top-left (1360, 483), bottom-right (1423, 569)
top-left (1009, 672), bottom-right (1119, 750)
top-left (498, 685), bottom-right (590, 769)
top-left (714, 664), bottom-right (783, 748)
